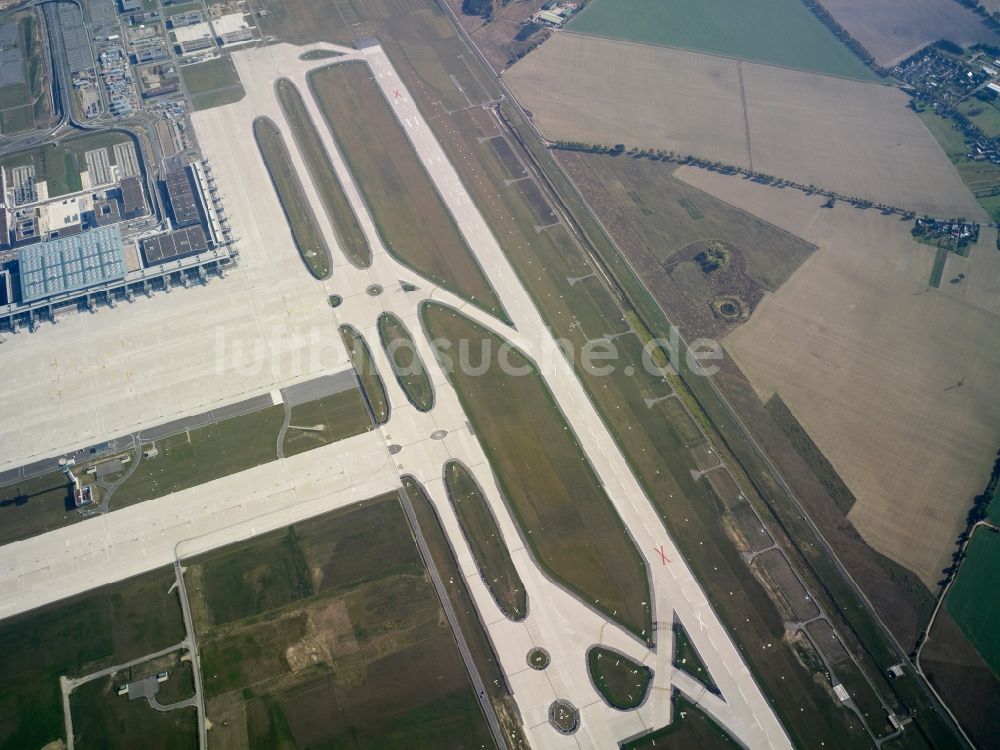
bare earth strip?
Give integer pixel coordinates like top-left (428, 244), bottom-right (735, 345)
top-left (819, 0), bottom-right (1000, 67)
top-left (677, 166), bottom-right (1000, 586)
top-left (505, 32), bottom-right (984, 218)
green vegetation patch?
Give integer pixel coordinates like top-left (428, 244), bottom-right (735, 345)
top-left (254, 116), bottom-right (333, 279)
top-left (310, 62), bottom-right (509, 322)
top-left (282, 387), bottom-right (373, 457)
top-left (377, 311), bottom-right (435, 411)
top-left (929, 246), bottom-right (948, 288)
top-left (194, 493), bottom-right (494, 748)
top-left (340, 325), bottom-right (390, 425)
top-left (621, 694), bottom-right (739, 749)
top-left (199, 528), bottom-right (315, 627)
top-left (945, 529), bottom-right (1000, 676)
top-left (181, 57), bottom-right (246, 111)
top-left (587, 646), bottom-right (652, 710)
top-left (444, 460), bottom-right (527, 620)
top-left (113, 405), bottom-right (284, 507)
top-left (275, 78), bottom-right (372, 268)
top-left (422, 302), bottom-right (652, 640)
top-left (567, 0), bottom-right (879, 81)
top-left (402, 476), bottom-right (523, 741)
top-left (70, 678), bottom-right (197, 749)
top-left (0, 567), bottom-right (184, 749)
top-left (672, 620), bottom-right (719, 694)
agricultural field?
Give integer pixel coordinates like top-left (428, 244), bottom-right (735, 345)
top-left (554, 150), bottom-right (815, 339)
top-left (0, 12), bottom-right (50, 134)
top-left (0, 566), bottom-right (184, 749)
top-left (0, 131), bottom-right (133, 197)
top-left (191, 494), bottom-right (495, 749)
top-left (340, 325), bottom-right (390, 424)
top-left (181, 57), bottom-right (246, 111)
top-left (377, 312), bottom-right (434, 412)
top-left (282, 387), bottom-right (372, 457)
top-left (505, 33), bottom-right (984, 218)
top-left (275, 77), bottom-right (372, 268)
top-left (253, 116), bottom-right (333, 279)
top-left (422, 303), bottom-right (653, 642)
top-left (818, 0), bottom-right (1000, 66)
top-left (678, 166), bottom-right (1000, 587)
top-left (944, 529), bottom-right (1000, 675)
top-left (443, 460), bottom-right (526, 620)
top-left (566, 0), bottom-right (878, 80)
top-left (309, 61), bottom-right (509, 322)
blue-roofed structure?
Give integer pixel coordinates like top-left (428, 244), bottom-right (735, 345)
top-left (18, 226), bottom-right (126, 303)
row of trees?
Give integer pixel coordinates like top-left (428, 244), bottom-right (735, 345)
top-left (548, 140), bottom-right (916, 217)
top-left (798, 0), bottom-right (890, 78)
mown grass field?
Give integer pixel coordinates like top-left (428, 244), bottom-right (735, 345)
top-left (193, 494), bottom-right (495, 749)
top-left (443, 460), bottom-right (526, 620)
top-left (253, 115), bottom-right (332, 279)
top-left (181, 57), bottom-right (246, 111)
top-left (340, 325), bottom-right (390, 424)
top-left (112, 405), bottom-right (284, 508)
top-left (422, 302), bottom-right (652, 641)
top-left (0, 567), bottom-right (184, 749)
top-left (945, 528), bottom-right (1000, 675)
top-left (566, 0), bottom-right (878, 81)
top-left (586, 646), bottom-right (651, 710)
top-left (377, 312), bottom-right (434, 412)
top-left (0, 469), bottom-right (74, 546)
top-left (275, 78), bottom-right (372, 268)
top-left (309, 61), bottom-right (508, 322)
top-left (283, 387), bottom-right (372, 457)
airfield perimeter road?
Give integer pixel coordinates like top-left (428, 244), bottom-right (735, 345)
top-left (0, 42), bottom-right (791, 749)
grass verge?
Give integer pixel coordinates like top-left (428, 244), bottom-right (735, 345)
top-left (282, 387), bottom-right (372, 457)
top-left (275, 77), bottom-right (372, 268)
top-left (339, 325), bottom-right (390, 424)
top-left (443, 460), bottom-right (526, 620)
top-left (377, 311), bottom-right (434, 412)
top-left (253, 115), bottom-right (332, 279)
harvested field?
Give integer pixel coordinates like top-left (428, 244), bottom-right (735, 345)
top-left (506, 33), bottom-right (984, 218)
top-left (309, 61), bottom-right (508, 322)
top-left (678, 167), bottom-right (1000, 586)
top-left (566, 0), bottom-right (877, 80)
top-left (818, 0), bottom-right (1000, 67)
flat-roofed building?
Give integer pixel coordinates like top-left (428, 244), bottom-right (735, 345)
top-left (141, 224), bottom-right (208, 265)
top-left (18, 225), bottom-right (126, 303)
top-left (164, 167), bottom-right (200, 227)
top-left (45, 197), bottom-right (84, 237)
top-left (119, 176), bottom-right (146, 218)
